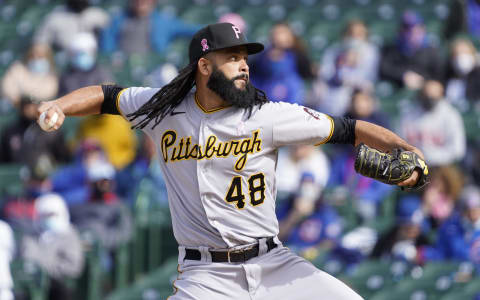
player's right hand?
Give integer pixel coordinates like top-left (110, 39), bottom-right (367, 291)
top-left (397, 147), bottom-right (426, 188)
top-left (37, 101), bottom-right (66, 132)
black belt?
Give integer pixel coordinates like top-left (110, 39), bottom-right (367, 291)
top-left (184, 237), bottom-right (277, 263)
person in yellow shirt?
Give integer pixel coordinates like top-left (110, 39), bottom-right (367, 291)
top-left (76, 114), bottom-right (137, 169)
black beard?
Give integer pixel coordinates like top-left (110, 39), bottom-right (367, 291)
top-left (207, 68), bottom-right (257, 108)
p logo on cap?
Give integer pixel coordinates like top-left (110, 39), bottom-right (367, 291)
top-left (232, 25), bottom-right (241, 39)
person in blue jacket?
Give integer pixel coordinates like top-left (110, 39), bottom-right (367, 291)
top-left (100, 0), bottom-right (200, 55)
top-left (51, 139), bottom-right (107, 206)
top-left (250, 23), bottom-right (315, 105)
top-left (419, 185), bottom-right (480, 266)
top-left (277, 173), bottom-right (342, 253)
top-left (327, 145), bottom-right (394, 222)
top-left (115, 133), bottom-right (168, 208)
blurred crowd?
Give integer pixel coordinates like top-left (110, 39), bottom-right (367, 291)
top-left (1, 0), bottom-right (480, 299)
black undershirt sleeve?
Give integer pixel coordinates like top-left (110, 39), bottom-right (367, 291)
top-left (100, 84), bottom-right (124, 115)
top-left (327, 116), bottom-right (356, 145)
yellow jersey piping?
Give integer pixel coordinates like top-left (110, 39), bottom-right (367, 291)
top-left (194, 93), bottom-right (231, 114)
top-left (315, 114), bottom-right (335, 146)
top-left (115, 88), bottom-right (127, 119)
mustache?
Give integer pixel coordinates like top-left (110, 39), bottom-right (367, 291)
top-left (232, 74), bottom-right (249, 82)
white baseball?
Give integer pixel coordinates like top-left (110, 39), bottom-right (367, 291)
top-left (39, 111), bottom-right (58, 132)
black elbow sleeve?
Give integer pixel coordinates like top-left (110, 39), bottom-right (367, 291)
top-left (327, 116), bottom-right (356, 145)
top-left (100, 84), bottom-right (124, 115)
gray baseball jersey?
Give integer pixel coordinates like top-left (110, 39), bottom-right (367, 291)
top-left (117, 88), bottom-right (333, 249)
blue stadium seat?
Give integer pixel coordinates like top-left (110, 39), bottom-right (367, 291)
top-left (105, 256), bottom-right (179, 300)
top-left (342, 260), bottom-right (411, 299)
top-left (370, 278), bottom-right (453, 300)
top-left (180, 6), bottom-right (216, 24)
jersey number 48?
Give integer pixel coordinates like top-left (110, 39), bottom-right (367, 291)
top-left (225, 173), bottom-right (266, 209)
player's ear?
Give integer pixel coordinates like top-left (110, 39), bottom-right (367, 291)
top-left (197, 58), bottom-right (212, 76)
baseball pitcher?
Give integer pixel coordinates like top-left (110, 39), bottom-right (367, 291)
top-left (36, 23), bottom-right (428, 299)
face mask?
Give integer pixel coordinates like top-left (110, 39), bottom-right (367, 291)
top-left (430, 196), bottom-right (453, 221)
top-left (419, 94), bottom-right (437, 110)
top-left (43, 216), bottom-right (69, 233)
top-left (453, 54), bottom-right (475, 76)
top-left (343, 38), bottom-right (365, 49)
top-left (28, 58), bottom-right (50, 74)
top-left (72, 52), bottom-right (95, 71)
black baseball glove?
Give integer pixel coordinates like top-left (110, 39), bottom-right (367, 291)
top-left (354, 143), bottom-right (429, 189)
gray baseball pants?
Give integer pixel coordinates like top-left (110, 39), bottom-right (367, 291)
top-left (168, 241), bottom-right (363, 300)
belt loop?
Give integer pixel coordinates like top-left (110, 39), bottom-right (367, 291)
top-left (178, 246), bottom-right (186, 263)
top-left (273, 236), bottom-right (282, 247)
top-left (205, 247), bottom-right (212, 262)
top-left (199, 246), bottom-right (211, 262)
top-left (258, 237), bottom-right (268, 255)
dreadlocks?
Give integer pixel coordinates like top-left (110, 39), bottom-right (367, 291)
top-left (127, 62), bottom-right (196, 130)
top-left (127, 62), bottom-right (269, 130)
top-left (247, 88), bottom-right (269, 118)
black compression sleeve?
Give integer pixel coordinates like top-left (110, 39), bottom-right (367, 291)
top-left (100, 84), bottom-right (124, 115)
top-left (327, 116), bottom-right (356, 145)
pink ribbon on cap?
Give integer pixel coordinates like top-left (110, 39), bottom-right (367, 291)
top-left (201, 39), bottom-right (209, 52)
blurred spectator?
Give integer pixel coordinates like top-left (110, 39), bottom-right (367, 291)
top-left (419, 185), bottom-right (480, 264)
top-left (444, 0), bottom-right (480, 40)
top-left (444, 37), bottom-right (480, 106)
top-left (1, 44), bottom-right (58, 107)
top-left (422, 165), bottom-right (464, 228)
top-left (275, 145), bottom-right (339, 249)
top-left (276, 145), bottom-right (332, 248)
top-left (144, 62), bottom-right (178, 87)
top-left (380, 11), bottom-right (444, 90)
top-left (327, 146), bottom-right (394, 222)
top-left (312, 20), bottom-right (379, 115)
top-left (370, 196), bottom-right (429, 262)
top-left (34, 0), bottom-right (109, 51)
top-left (277, 190), bottom-right (343, 255)
top-left (60, 30), bottom-right (135, 170)
top-left (218, 13), bottom-right (247, 33)
top-left (70, 159), bottom-right (133, 250)
top-left (276, 145), bottom-right (330, 203)
top-left (398, 80), bottom-right (466, 166)
top-left (116, 133), bottom-right (168, 207)
top-left (100, 0), bottom-right (199, 55)
top-left (22, 194), bottom-right (84, 300)
top-left (51, 138), bottom-right (106, 206)
top-left (0, 97), bottom-right (70, 165)
top-left (339, 226), bottom-right (378, 263)
top-left (76, 114), bottom-right (137, 169)
top-left (1, 159), bottom-right (55, 233)
top-left (250, 23), bottom-right (315, 104)
top-left (70, 30), bottom-right (136, 170)
top-left (58, 32), bottom-right (114, 96)
top-left (0, 220), bottom-right (14, 300)
top-left (344, 88), bottom-right (390, 128)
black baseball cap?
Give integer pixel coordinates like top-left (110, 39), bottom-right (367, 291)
top-left (188, 22), bottom-right (264, 64)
